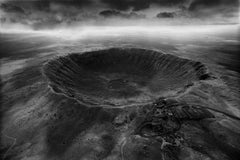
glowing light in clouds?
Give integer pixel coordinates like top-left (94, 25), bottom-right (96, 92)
top-left (0, 24), bottom-right (239, 40)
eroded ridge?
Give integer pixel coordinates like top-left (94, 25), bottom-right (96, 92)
top-left (43, 48), bottom-right (212, 107)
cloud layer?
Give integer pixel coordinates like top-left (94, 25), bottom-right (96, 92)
top-left (0, 0), bottom-right (238, 29)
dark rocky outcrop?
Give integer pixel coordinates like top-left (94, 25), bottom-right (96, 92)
top-left (125, 97), bottom-right (215, 160)
top-left (135, 98), bottom-right (214, 138)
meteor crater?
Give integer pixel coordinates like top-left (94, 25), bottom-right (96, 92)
top-left (43, 48), bottom-right (212, 107)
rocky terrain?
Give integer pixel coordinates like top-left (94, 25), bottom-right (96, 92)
top-left (0, 30), bottom-right (240, 160)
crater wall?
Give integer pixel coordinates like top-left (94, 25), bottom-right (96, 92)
top-left (43, 48), bottom-right (212, 107)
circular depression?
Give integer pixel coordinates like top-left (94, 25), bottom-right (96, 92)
top-left (43, 48), bottom-right (211, 107)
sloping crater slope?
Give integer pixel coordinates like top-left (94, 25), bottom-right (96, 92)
top-left (43, 48), bottom-right (211, 107)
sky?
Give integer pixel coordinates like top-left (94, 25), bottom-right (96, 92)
top-left (0, 0), bottom-right (239, 29)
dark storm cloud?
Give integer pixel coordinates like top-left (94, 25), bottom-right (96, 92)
top-left (188, 0), bottom-right (239, 20)
top-left (0, 0), bottom-right (93, 11)
top-left (0, 0), bottom-right (98, 29)
top-left (1, 0), bottom-right (186, 13)
top-left (101, 0), bottom-right (186, 11)
top-left (99, 10), bottom-right (145, 19)
top-left (1, 0), bottom-right (239, 14)
top-left (156, 12), bottom-right (175, 18)
top-left (101, 0), bottom-right (239, 19)
top-left (0, 0), bottom-right (239, 27)
top-left (189, 0), bottom-right (238, 11)
top-left (0, 2), bottom-right (25, 14)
